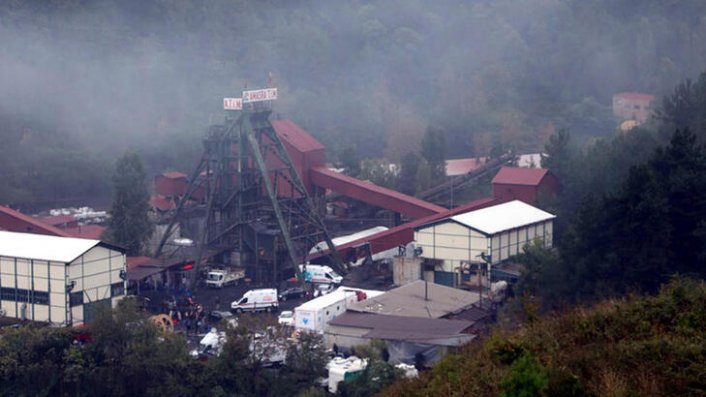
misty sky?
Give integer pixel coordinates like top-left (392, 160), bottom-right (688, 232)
top-left (1, 0), bottom-right (705, 164)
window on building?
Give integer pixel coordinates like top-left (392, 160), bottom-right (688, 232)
top-left (70, 291), bottom-right (84, 306)
top-left (0, 287), bottom-right (17, 301)
top-left (32, 291), bottom-right (49, 305)
top-left (111, 282), bottom-right (125, 297)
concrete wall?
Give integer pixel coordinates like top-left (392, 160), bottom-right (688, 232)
top-left (324, 324), bottom-right (370, 350)
top-left (393, 257), bottom-right (422, 286)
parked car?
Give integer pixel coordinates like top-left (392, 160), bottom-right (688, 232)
top-left (278, 287), bottom-right (306, 301)
top-left (314, 283), bottom-right (335, 297)
top-left (278, 311), bottom-right (294, 327)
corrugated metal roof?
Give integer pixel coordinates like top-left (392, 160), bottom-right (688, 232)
top-left (330, 311), bottom-right (472, 332)
top-left (311, 167), bottom-right (447, 219)
top-left (492, 166), bottom-right (549, 186)
top-left (450, 200), bottom-right (555, 235)
top-left (0, 230), bottom-right (105, 263)
top-left (40, 214), bottom-right (76, 226)
top-left (348, 280), bottom-right (479, 318)
top-left (64, 225), bottom-right (106, 240)
top-left (329, 311), bottom-right (474, 345)
top-left (128, 263), bottom-right (169, 281)
top-left (272, 119), bottom-right (325, 153)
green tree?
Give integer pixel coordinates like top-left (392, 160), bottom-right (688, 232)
top-left (658, 71), bottom-right (706, 140)
top-left (421, 126), bottom-right (447, 181)
top-left (284, 332), bottom-right (328, 386)
top-left (397, 151), bottom-right (421, 196)
top-left (106, 151), bottom-right (154, 255)
top-left (339, 144), bottom-right (361, 177)
top-left (500, 352), bottom-right (548, 397)
top-left (415, 160), bottom-right (433, 195)
top-left (360, 158), bottom-right (397, 189)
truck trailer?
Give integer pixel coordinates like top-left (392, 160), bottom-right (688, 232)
top-left (293, 287), bottom-right (382, 333)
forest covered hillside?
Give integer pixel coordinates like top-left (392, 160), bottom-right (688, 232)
top-left (382, 278), bottom-right (706, 397)
top-left (2, 0), bottom-right (706, 208)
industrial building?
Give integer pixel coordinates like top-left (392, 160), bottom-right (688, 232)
top-left (324, 281), bottom-right (482, 364)
top-left (492, 166), bottom-right (558, 204)
top-left (413, 200), bottom-right (555, 287)
top-left (0, 231), bottom-right (126, 325)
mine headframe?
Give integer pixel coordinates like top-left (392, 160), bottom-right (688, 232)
top-left (156, 92), bottom-right (343, 288)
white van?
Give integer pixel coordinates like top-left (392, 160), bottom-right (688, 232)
top-left (231, 288), bottom-right (278, 313)
top-left (299, 264), bottom-right (343, 284)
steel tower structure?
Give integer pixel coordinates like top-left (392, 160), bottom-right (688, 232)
top-left (156, 102), bottom-right (343, 288)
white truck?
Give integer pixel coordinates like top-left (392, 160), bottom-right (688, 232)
top-left (231, 288), bottom-right (278, 313)
top-left (299, 264), bottom-right (343, 285)
top-left (206, 267), bottom-right (246, 288)
top-left (294, 287), bottom-right (382, 333)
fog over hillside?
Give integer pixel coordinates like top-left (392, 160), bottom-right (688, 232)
top-left (1, 0), bottom-right (706, 206)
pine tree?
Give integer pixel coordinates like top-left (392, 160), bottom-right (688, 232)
top-left (107, 151), bottom-right (153, 255)
top-left (421, 126), bottom-right (447, 181)
top-left (397, 152), bottom-right (421, 196)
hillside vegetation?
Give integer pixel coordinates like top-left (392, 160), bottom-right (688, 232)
top-left (383, 278), bottom-right (706, 397)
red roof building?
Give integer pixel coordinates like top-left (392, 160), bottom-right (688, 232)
top-left (0, 205), bottom-right (71, 237)
top-left (491, 167), bottom-right (558, 204)
top-left (150, 195), bottom-right (177, 212)
top-left (64, 225), bottom-right (107, 240)
top-left (154, 172), bottom-right (188, 198)
top-left (271, 119), bottom-right (327, 196)
top-left (40, 214), bottom-right (79, 228)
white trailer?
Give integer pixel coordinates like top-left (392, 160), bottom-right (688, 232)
top-left (294, 287), bottom-right (382, 333)
top-left (206, 267), bottom-right (246, 288)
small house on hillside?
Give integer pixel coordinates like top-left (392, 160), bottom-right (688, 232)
top-left (612, 92), bottom-right (655, 124)
top-left (491, 166), bottom-right (557, 204)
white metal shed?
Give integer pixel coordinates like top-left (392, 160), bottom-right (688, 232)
top-left (0, 231), bottom-right (126, 325)
top-left (414, 200), bottom-right (555, 265)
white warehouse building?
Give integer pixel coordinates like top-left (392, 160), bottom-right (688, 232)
top-left (0, 231), bottom-right (126, 325)
top-left (414, 200), bottom-right (555, 286)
